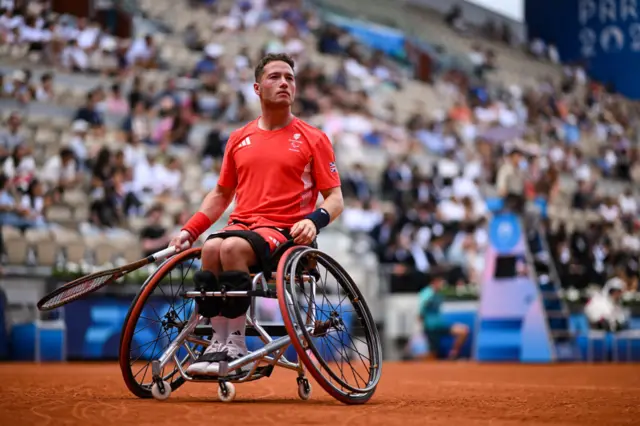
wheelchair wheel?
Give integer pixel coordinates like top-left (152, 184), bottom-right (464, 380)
top-left (276, 246), bottom-right (382, 405)
top-left (119, 248), bottom-right (203, 398)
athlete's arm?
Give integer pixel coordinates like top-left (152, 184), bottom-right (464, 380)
top-left (170, 184), bottom-right (235, 250)
top-left (291, 131), bottom-right (343, 245)
top-left (291, 187), bottom-right (343, 244)
top-left (172, 132), bottom-right (239, 250)
top-left (318, 186), bottom-right (344, 222)
top-left (199, 184), bottom-right (236, 224)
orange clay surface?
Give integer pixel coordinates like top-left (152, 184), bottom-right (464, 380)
top-left (0, 361), bottom-right (639, 426)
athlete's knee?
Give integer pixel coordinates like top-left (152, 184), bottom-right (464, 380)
top-left (201, 238), bottom-right (223, 269)
top-left (219, 270), bottom-right (252, 318)
top-left (219, 237), bottom-right (256, 267)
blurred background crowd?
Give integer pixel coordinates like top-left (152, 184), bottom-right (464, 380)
top-left (0, 0), bottom-right (638, 308)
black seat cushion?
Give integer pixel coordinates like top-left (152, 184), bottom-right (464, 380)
top-left (249, 239), bottom-right (317, 277)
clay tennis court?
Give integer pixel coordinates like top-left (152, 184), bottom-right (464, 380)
top-left (1, 362), bottom-right (638, 426)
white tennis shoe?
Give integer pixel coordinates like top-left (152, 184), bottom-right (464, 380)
top-left (186, 340), bottom-right (226, 376)
top-left (205, 334), bottom-right (251, 375)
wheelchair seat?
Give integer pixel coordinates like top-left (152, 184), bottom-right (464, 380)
top-left (248, 238), bottom-right (317, 278)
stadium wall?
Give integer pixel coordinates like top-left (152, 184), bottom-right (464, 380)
top-left (2, 276), bottom-right (640, 362)
top-left (405, 0), bottom-right (526, 40)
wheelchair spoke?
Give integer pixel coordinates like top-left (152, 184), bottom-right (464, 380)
top-left (322, 333), bottom-right (355, 385)
top-left (123, 252), bottom-right (203, 394)
top-left (281, 248), bottom-right (381, 400)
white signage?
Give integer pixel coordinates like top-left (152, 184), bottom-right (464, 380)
top-left (579, 0), bottom-right (640, 56)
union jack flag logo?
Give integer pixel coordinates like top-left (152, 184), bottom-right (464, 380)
top-left (329, 162), bottom-right (337, 173)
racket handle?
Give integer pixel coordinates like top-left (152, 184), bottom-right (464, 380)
top-left (150, 246), bottom-right (181, 262)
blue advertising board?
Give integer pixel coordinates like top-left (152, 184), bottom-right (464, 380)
top-left (60, 294), bottom-right (354, 363)
top-left (525, 0), bottom-right (640, 99)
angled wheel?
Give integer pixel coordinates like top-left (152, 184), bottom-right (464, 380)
top-left (276, 246), bottom-right (382, 405)
top-left (119, 248), bottom-right (204, 398)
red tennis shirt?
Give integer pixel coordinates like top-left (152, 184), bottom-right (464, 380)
top-left (218, 116), bottom-right (341, 229)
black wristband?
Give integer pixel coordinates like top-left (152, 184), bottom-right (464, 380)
top-left (305, 208), bottom-right (331, 232)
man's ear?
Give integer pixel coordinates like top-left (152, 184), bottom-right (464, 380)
top-left (253, 82), bottom-right (260, 97)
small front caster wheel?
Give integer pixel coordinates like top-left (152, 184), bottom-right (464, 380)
top-left (218, 382), bottom-right (236, 402)
top-left (297, 378), bottom-right (312, 401)
top-left (151, 380), bottom-right (172, 401)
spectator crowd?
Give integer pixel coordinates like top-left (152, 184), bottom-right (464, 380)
top-left (0, 0), bottom-right (638, 305)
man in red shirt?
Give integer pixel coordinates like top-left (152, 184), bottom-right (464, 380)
top-left (169, 53), bottom-right (344, 376)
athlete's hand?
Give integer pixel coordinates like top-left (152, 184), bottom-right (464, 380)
top-left (169, 230), bottom-right (194, 253)
top-left (291, 219), bottom-right (317, 245)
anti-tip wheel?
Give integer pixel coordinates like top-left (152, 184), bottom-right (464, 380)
top-left (151, 380), bottom-right (172, 401)
top-left (297, 379), bottom-right (312, 401)
top-left (218, 382), bottom-right (236, 402)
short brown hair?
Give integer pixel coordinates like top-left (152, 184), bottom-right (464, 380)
top-left (254, 53), bottom-right (295, 82)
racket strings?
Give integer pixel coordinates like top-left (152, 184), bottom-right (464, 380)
top-left (47, 274), bottom-right (115, 307)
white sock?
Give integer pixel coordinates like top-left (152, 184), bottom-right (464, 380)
top-left (209, 315), bottom-right (229, 346)
top-left (227, 315), bottom-right (246, 345)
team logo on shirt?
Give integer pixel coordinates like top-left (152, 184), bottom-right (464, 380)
top-left (329, 162), bottom-right (337, 173)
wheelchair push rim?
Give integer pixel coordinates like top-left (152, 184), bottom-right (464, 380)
top-left (119, 248), bottom-right (204, 398)
top-left (276, 246), bottom-right (382, 404)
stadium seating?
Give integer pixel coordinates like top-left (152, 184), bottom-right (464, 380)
top-left (0, 0), bottom-right (637, 324)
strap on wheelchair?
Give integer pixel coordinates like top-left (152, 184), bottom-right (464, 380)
top-left (207, 229), bottom-right (284, 280)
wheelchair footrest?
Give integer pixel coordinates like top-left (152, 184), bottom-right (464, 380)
top-left (190, 365), bottom-right (275, 382)
top-left (194, 324), bottom-right (288, 337)
top-left (182, 289), bottom-right (277, 298)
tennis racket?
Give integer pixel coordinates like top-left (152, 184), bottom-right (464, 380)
top-left (37, 245), bottom-right (182, 312)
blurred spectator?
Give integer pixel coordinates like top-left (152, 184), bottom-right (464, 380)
top-left (342, 163), bottom-right (372, 201)
top-left (122, 99), bottom-right (152, 144)
top-left (74, 90), bottom-right (105, 131)
top-left (67, 119), bottom-right (90, 168)
top-left (342, 198), bottom-right (382, 234)
top-left (19, 178), bottom-right (51, 229)
top-left (0, 172), bottom-right (33, 230)
top-left (126, 34), bottom-right (158, 69)
top-left (584, 277), bottom-right (629, 332)
top-left (3, 144), bottom-right (35, 193)
top-left (444, 5), bottom-right (467, 34)
top-left (0, 111), bottom-right (25, 162)
top-left (104, 83), bottom-right (129, 114)
top-left (193, 43), bottom-right (222, 78)
top-left (495, 147), bottom-right (526, 212)
top-left (418, 275), bottom-right (469, 359)
top-left (35, 72), bottom-right (54, 101)
top-left (140, 204), bottom-right (170, 257)
top-left (40, 147), bottom-right (81, 197)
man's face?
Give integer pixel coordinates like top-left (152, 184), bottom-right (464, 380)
top-left (511, 152), bottom-right (522, 164)
top-left (609, 290), bottom-right (621, 304)
top-left (254, 60), bottom-right (296, 107)
top-left (432, 278), bottom-right (445, 292)
top-left (8, 114), bottom-right (21, 130)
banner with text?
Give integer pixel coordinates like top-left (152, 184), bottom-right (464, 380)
top-left (525, 0), bottom-right (640, 99)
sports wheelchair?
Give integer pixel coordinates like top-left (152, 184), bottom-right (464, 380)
top-left (118, 240), bottom-right (383, 404)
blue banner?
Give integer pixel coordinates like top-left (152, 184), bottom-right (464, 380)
top-left (62, 295), bottom-right (353, 362)
top-left (64, 295), bottom-right (161, 359)
top-left (525, 0), bottom-right (640, 99)
top-left (324, 12), bottom-right (407, 58)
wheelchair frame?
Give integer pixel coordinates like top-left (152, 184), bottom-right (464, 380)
top-left (119, 245), bottom-right (382, 404)
top-left (149, 268), bottom-right (319, 401)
